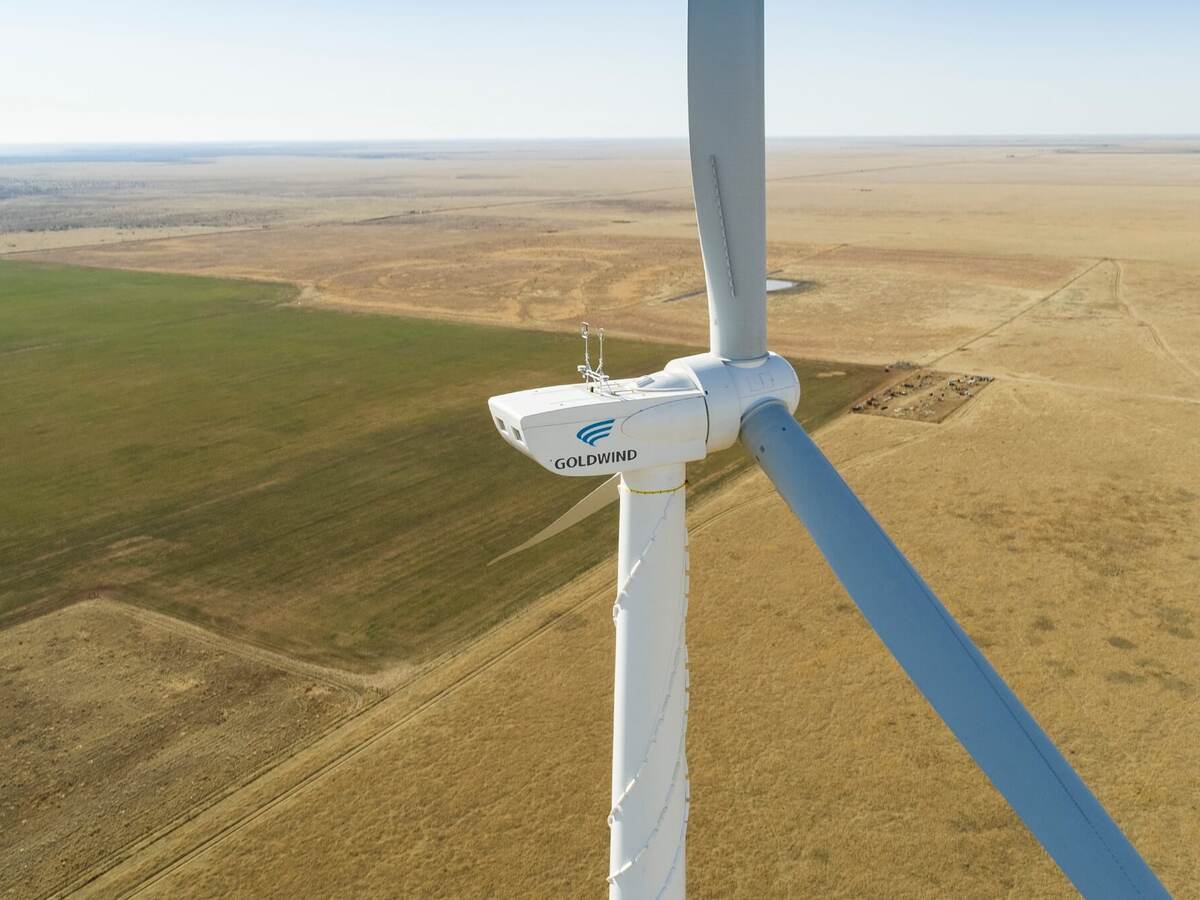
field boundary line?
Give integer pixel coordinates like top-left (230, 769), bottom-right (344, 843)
top-left (41, 602), bottom-right (378, 900)
top-left (78, 406), bottom-right (857, 899)
top-left (52, 559), bottom-right (615, 899)
top-left (997, 373), bottom-right (1200, 407)
top-left (96, 599), bottom-right (370, 696)
top-left (928, 257), bottom-right (1106, 368)
top-left (107, 573), bottom-right (621, 899)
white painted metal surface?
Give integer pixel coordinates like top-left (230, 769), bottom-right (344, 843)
top-left (608, 464), bottom-right (689, 900)
top-left (484, 0), bottom-right (1168, 894)
top-left (667, 351), bottom-right (800, 452)
top-left (488, 375), bottom-right (708, 477)
top-left (741, 403), bottom-right (1169, 898)
top-left (688, 0), bottom-right (766, 361)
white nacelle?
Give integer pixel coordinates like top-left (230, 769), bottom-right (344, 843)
top-left (489, 371), bottom-right (708, 477)
top-left (488, 351), bottom-right (800, 477)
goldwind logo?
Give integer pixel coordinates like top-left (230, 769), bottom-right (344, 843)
top-left (554, 449), bottom-right (638, 470)
top-left (576, 418), bottom-right (615, 446)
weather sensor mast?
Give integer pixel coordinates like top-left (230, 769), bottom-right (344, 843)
top-left (578, 322), bottom-right (611, 392)
top-left (486, 1), bottom-right (1167, 898)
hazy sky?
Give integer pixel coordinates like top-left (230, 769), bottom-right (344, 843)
top-left (2, 1), bottom-right (1198, 143)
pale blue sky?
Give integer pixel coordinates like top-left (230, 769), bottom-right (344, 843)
top-left (1, 1), bottom-right (1197, 142)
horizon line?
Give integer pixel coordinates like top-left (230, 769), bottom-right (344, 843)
top-left (3, 132), bottom-right (1200, 150)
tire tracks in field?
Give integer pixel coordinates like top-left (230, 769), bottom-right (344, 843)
top-left (1, 396), bottom-right (436, 611)
top-left (60, 338), bottom-right (1103, 894)
top-left (83, 405), bottom-right (867, 898)
top-left (923, 255), bottom-right (1200, 404)
top-left (927, 257), bottom-right (1108, 368)
top-left (67, 570), bottom-right (620, 899)
top-left (42, 600), bottom-right (376, 900)
top-left (998, 372), bottom-right (1200, 408)
top-left (101, 600), bottom-right (370, 699)
top-left (1112, 258), bottom-right (1200, 385)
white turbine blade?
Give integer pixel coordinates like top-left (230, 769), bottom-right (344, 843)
top-left (488, 475), bottom-right (620, 566)
top-left (688, 0), bottom-right (766, 361)
top-left (741, 402), bottom-right (1168, 899)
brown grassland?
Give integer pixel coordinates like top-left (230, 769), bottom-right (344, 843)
top-left (0, 600), bottom-right (360, 896)
top-left (3, 138), bottom-right (1199, 897)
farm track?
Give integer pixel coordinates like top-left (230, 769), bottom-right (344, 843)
top-left (62, 395), bottom-right (871, 898)
top-left (53, 252), bottom-right (1108, 895)
top-left (996, 373), bottom-right (1200, 408)
top-left (41, 599), bottom-right (376, 900)
top-left (923, 254), bottom-right (1200, 406)
top-left (60, 448), bottom-right (798, 896)
top-left (1112, 259), bottom-right (1200, 385)
top-left (928, 257), bottom-right (1108, 368)
top-left (100, 600), bottom-right (371, 697)
top-left (71, 567), bottom-right (622, 899)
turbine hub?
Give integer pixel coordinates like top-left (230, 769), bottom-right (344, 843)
top-left (666, 351), bottom-right (800, 452)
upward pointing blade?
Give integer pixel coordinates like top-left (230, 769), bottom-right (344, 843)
top-left (488, 475), bottom-right (620, 566)
top-left (688, 0), bottom-right (766, 361)
top-left (741, 402), bottom-right (1168, 899)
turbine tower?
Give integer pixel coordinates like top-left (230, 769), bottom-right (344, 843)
top-left (487, 2), bottom-right (1168, 897)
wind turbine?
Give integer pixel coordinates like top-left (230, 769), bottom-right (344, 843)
top-left (486, 2), bottom-right (1168, 897)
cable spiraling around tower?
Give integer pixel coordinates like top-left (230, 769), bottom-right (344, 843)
top-left (608, 486), bottom-right (690, 896)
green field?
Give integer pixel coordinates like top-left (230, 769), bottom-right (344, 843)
top-left (0, 260), bottom-right (883, 670)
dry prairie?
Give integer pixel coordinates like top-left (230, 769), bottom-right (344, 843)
top-left (88, 373), bottom-right (1200, 899)
top-left (0, 260), bottom-right (878, 894)
top-left (3, 139), bottom-right (1199, 897)
top-left (0, 600), bottom-right (360, 898)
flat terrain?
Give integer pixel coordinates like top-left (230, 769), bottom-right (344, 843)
top-left (2, 139), bottom-right (1198, 897)
top-left (0, 260), bottom-right (880, 896)
top-left (86, 367), bottom-right (1200, 900)
top-left (0, 600), bottom-right (358, 898)
top-left (0, 259), bottom-right (880, 672)
top-left (10, 139), bottom-right (1200, 368)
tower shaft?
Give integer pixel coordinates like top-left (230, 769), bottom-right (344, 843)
top-left (608, 464), bottom-right (689, 900)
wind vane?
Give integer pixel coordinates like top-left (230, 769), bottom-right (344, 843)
top-left (577, 321), bottom-right (611, 393)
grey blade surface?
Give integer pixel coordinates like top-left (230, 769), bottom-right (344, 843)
top-left (741, 402), bottom-right (1167, 899)
top-left (688, 0), bottom-right (766, 361)
top-left (487, 475), bottom-right (620, 566)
